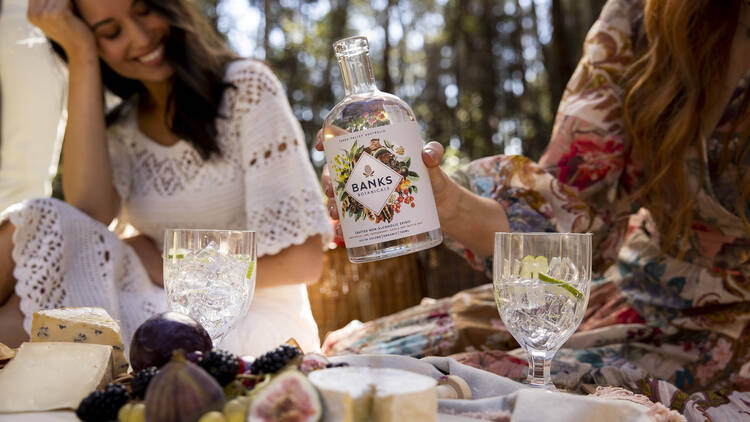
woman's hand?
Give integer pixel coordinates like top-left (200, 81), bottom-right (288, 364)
top-left (123, 235), bottom-right (164, 287)
top-left (27, 0), bottom-right (96, 60)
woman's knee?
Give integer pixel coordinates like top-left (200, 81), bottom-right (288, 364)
top-left (0, 220), bottom-right (17, 305)
top-left (0, 293), bottom-right (28, 348)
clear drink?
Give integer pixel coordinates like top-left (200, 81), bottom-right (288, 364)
top-left (494, 233), bottom-right (591, 389)
top-left (322, 36), bottom-right (442, 263)
top-left (496, 277), bottom-right (585, 352)
top-left (163, 230), bottom-right (256, 346)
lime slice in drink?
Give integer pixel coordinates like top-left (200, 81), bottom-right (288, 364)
top-left (246, 261), bottom-right (256, 279)
top-left (520, 255), bottom-right (549, 278)
top-left (538, 272), bottom-right (583, 300)
top-left (520, 256), bottom-right (535, 278)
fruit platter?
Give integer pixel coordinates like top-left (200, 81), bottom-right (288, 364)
top-left (0, 307), bottom-right (478, 422)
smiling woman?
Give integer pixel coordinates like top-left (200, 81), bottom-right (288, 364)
top-left (0, 0), bottom-right (332, 356)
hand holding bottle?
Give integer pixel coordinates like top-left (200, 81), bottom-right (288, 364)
top-left (27, 0), bottom-right (97, 61)
top-left (316, 130), bottom-right (457, 224)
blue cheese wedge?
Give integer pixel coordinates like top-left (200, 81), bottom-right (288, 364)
top-left (0, 342), bottom-right (112, 412)
top-left (31, 307), bottom-right (129, 376)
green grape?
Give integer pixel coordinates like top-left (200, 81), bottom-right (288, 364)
top-left (223, 397), bottom-right (250, 422)
top-left (117, 402), bottom-right (133, 422)
top-left (130, 403), bottom-right (146, 422)
top-left (198, 411), bottom-right (228, 422)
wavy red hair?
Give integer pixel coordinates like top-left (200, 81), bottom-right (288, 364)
top-left (623, 0), bottom-right (749, 255)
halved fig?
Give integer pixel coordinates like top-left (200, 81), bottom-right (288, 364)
top-left (247, 370), bottom-right (322, 422)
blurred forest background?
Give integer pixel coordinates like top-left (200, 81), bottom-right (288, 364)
top-left (196, 0), bottom-right (607, 169)
top-left (201, 0), bottom-right (610, 336)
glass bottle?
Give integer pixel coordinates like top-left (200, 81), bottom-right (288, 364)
top-left (322, 36), bottom-right (443, 263)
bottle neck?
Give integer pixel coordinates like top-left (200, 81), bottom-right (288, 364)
top-left (338, 52), bottom-right (377, 95)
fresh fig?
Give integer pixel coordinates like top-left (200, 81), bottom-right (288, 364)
top-left (247, 370), bottom-right (322, 422)
top-left (144, 351), bottom-right (226, 422)
top-left (130, 312), bottom-right (212, 371)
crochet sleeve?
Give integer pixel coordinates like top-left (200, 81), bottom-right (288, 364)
top-left (225, 60), bottom-right (332, 257)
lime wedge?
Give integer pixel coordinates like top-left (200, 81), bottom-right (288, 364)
top-left (520, 255), bottom-right (535, 278)
top-left (521, 255), bottom-right (549, 278)
top-left (538, 272), bottom-right (583, 300)
top-left (246, 261), bottom-right (256, 279)
top-left (533, 256), bottom-right (548, 275)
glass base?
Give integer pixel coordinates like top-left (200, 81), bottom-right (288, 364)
top-left (523, 379), bottom-right (557, 391)
top-left (346, 229), bottom-right (442, 263)
top-left (525, 350), bottom-right (557, 390)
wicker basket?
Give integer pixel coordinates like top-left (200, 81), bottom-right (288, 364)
top-left (307, 244), bottom-right (488, 340)
top-left (306, 247), bottom-right (425, 339)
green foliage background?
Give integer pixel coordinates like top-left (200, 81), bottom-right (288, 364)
top-left (200, 0), bottom-right (607, 167)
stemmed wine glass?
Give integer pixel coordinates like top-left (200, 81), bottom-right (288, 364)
top-left (163, 229), bottom-right (257, 346)
top-left (493, 232), bottom-right (591, 389)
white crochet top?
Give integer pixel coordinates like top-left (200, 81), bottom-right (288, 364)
top-left (109, 59), bottom-right (331, 257)
top-left (4, 59), bottom-right (332, 356)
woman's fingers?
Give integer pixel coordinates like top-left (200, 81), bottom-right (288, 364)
top-left (321, 165), bottom-right (334, 198)
top-left (328, 200), bottom-right (339, 220)
top-left (315, 129), bottom-right (324, 151)
top-left (321, 165), bottom-right (339, 219)
top-left (334, 222), bottom-right (343, 239)
top-left (27, 0), bottom-right (95, 54)
top-left (422, 142), bottom-right (453, 202)
top-left (422, 141), bottom-right (445, 168)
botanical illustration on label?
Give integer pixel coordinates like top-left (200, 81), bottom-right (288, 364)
top-left (334, 139), bottom-right (419, 223)
top-left (326, 121), bottom-right (441, 248)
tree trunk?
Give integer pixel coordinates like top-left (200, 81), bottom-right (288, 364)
top-left (263, 0), bottom-right (271, 58)
top-left (381, 0), bottom-right (396, 94)
top-left (312, 0), bottom-right (350, 113)
top-left (548, 0), bottom-right (573, 120)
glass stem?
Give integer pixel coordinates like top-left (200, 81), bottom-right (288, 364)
top-left (527, 351), bottom-right (552, 388)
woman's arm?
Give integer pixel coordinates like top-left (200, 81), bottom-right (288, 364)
top-left (255, 235), bottom-right (324, 289)
top-left (28, 0), bottom-right (120, 225)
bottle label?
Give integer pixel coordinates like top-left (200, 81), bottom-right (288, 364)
top-left (326, 121), bottom-right (441, 248)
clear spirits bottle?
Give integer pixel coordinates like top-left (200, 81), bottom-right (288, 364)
top-left (322, 36), bottom-right (443, 263)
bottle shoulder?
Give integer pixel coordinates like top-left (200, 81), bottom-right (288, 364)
top-left (324, 90), bottom-right (415, 133)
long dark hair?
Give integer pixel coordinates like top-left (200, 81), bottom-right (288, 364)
top-left (51, 0), bottom-right (238, 159)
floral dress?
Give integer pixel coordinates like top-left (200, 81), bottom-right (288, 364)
top-left (322, 0), bottom-right (750, 419)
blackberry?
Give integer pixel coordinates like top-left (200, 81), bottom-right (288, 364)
top-left (76, 382), bottom-right (129, 422)
top-left (129, 366), bottom-right (158, 399)
top-left (198, 349), bottom-right (240, 386)
top-left (249, 345), bottom-right (301, 375)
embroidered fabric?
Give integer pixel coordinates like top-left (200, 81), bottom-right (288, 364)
top-left (2, 60), bottom-right (332, 355)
